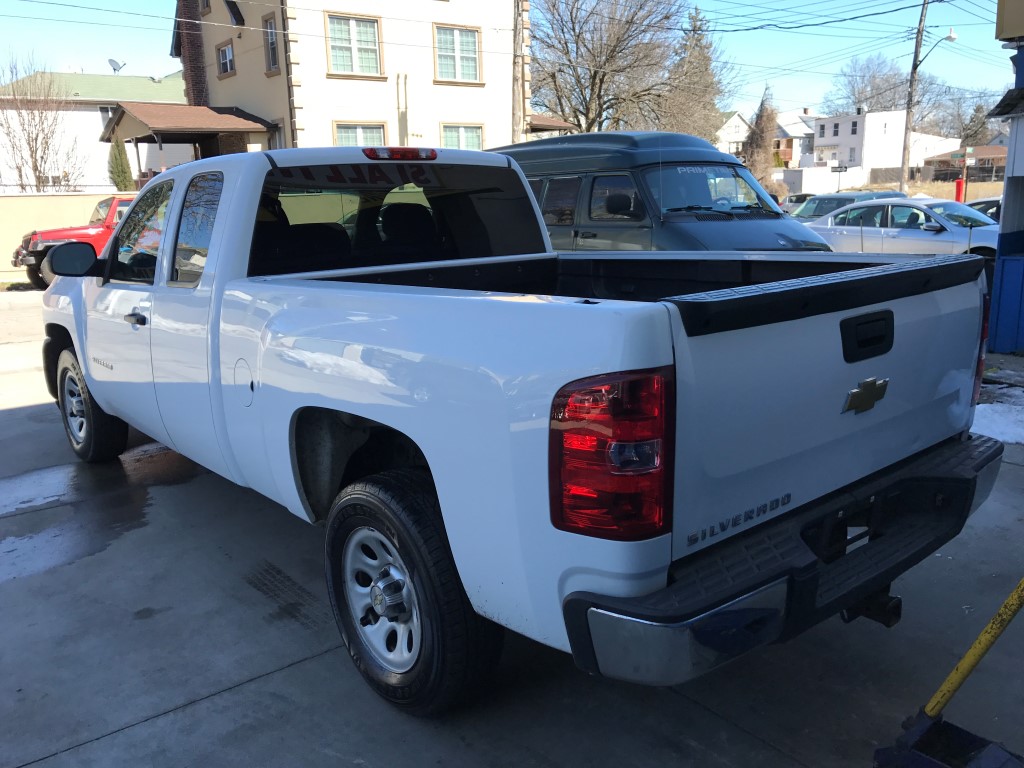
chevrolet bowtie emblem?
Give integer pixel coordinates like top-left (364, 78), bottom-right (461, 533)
top-left (842, 377), bottom-right (889, 414)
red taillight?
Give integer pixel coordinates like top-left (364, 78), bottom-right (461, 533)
top-left (361, 147), bottom-right (437, 161)
top-left (972, 294), bottom-right (990, 406)
top-left (549, 368), bottom-right (673, 541)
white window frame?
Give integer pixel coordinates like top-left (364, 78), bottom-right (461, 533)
top-left (263, 13), bottom-right (280, 74)
top-left (326, 14), bottom-right (383, 77)
top-left (434, 25), bottom-right (481, 83)
top-left (216, 40), bottom-right (235, 78)
top-left (334, 122), bottom-right (387, 146)
top-left (440, 124), bottom-right (483, 150)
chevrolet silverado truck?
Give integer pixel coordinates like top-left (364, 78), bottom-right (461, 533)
top-left (13, 194), bottom-right (135, 288)
top-left (41, 146), bottom-right (1002, 715)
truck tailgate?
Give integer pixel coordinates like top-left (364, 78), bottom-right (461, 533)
top-left (663, 255), bottom-right (985, 560)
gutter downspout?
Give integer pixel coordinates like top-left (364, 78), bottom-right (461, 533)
top-left (280, 0), bottom-right (298, 147)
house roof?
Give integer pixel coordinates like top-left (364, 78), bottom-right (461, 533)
top-left (528, 114), bottom-right (577, 132)
top-left (0, 71), bottom-right (186, 104)
top-left (924, 145), bottom-right (1008, 163)
top-left (101, 102), bottom-right (275, 143)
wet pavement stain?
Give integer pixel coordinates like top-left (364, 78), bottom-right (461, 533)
top-left (244, 560), bottom-right (333, 631)
top-left (0, 444), bottom-right (206, 582)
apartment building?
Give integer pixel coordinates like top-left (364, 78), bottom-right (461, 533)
top-left (173, 0), bottom-right (525, 151)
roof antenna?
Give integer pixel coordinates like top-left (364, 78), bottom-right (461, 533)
top-left (108, 59), bottom-right (126, 74)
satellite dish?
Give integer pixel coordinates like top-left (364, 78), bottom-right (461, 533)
top-left (108, 59), bottom-right (126, 74)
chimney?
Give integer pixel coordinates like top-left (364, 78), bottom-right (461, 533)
top-left (803, 107), bottom-right (810, 115)
top-left (176, 0), bottom-right (209, 106)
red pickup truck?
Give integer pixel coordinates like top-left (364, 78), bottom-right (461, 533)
top-left (12, 194), bottom-right (135, 288)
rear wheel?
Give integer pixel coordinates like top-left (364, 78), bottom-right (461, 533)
top-left (325, 469), bottom-right (503, 716)
top-left (56, 349), bottom-right (129, 462)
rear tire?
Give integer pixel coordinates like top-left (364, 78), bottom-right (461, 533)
top-left (56, 349), bottom-right (129, 462)
top-left (325, 469), bottom-right (503, 716)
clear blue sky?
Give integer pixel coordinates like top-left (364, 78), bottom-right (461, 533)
top-left (1, 0), bottom-right (1012, 118)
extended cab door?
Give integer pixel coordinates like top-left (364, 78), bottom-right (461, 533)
top-left (573, 174), bottom-right (652, 251)
top-left (150, 171), bottom-right (232, 479)
top-left (83, 181), bottom-right (174, 445)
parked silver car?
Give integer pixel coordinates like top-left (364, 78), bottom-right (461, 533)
top-left (806, 197), bottom-right (997, 289)
top-left (967, 196), bottom-right (1001, 222)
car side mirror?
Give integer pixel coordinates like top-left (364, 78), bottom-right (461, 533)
top-left (48, 241), bottom-right (102, 277)
top-left (922, 222), bottom-right (944, 233)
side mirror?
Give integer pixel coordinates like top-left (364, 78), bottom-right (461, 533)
top-left (922, 221), bottom-right (944, 233)
top-left (48, 241), bottom-right (101, 277)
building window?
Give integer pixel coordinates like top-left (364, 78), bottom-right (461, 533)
top-left (335, 123), bottom-right (385, 146)
top-left (200, 0), bottom-right (211, 15)
top-left (263, 14), bottom-right (280, 73)
top-left (435, 26), bottom-right (480, 82)
top-left (851, 120), bottom-right (858, 135)
top-left (819, 124), bottom-right (825, 138)
top-left (832, 123), bottom-right (839, 137)
top-left (849, 147), bottom-right (856, 163)
top-left (830, 151), bottom-right (838, 162)
top-left (216, 41), bottom-right (235, 77)
top-left (327, 15), bottom-right (381, 76)
top-left (441, 124), bottom-right (483, 150)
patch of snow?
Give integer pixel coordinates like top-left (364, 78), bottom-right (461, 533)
top-left (973, 404), bottom-right (1024, 445)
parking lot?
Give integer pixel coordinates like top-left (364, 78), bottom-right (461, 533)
top-left (2, 289), bottom-right (1022, 768)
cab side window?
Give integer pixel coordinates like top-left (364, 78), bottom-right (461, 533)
top-left (590, 175), bottom-right (644, 220)
top-left (889, 205), bottom-right (934, 230)
top-left (540, 176), bottom-right (581, 226)
top-left (527, 178), bottom-right (544, 204)
top-left (109, 181), bottom-right (174, 284)
top-left (172, 172), bottom-right (224, 286)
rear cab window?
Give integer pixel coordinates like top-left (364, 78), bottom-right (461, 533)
top-left (249, 161), bottom-right (546, 276)
top-left (540, 177), bottom-right (582, 226)
top-left (171, 172), bottom-right (224, 286)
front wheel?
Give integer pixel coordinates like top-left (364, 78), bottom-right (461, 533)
top-left (56, 349), bottom-right (129, 462)
top-left (325, 469), bottom-right (503, 715)
top-left (26, 265), bottom-right (47, 290)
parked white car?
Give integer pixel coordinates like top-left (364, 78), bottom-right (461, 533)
top-left (806, 197), bottom-right (997, 256)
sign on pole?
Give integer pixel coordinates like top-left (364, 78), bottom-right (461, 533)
top-left (831, 165), bottom-right (848, 173)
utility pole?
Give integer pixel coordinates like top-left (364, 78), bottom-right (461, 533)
top-left (511, 0), bottom-right (525, 144)
top-left (899, 0), bottom-right (929, 193)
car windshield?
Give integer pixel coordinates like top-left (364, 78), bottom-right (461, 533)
top-left (792, 197), bottom-right (852, 219)
top-left (89, 198), bottom-right (114, 224)
top-left (925, 201), bottom-right (995, 228)
top-left (642, 164), bottom-right (780, 214)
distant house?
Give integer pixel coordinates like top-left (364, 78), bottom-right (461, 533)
top-left (811, 108), bottom-right (959, 184)
top-left (0, 71), bottom-right (192, 193)
top-left (774, 108), bottom-right (819, 168)
top-left (924, 144), bottom-right (1007, 182)
top-left (715, 111), bottom-right (751, 157)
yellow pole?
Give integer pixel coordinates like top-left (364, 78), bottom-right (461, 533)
top-left (924, 576), bottom-right (1024, 718)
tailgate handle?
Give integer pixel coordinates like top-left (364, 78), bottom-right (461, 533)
top-left (840, 310), bottom-right (893, 363)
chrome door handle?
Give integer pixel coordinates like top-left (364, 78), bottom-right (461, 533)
top-left (123, 312), bottom-right (147, 326)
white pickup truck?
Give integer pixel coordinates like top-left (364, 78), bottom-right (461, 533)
top-left (42, 146), bottom-right (1002, 715)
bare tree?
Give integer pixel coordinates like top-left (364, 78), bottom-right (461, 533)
top-left (0, 55), bottom-right (84, 192)
top-left (530, 0), bottom-right (688, 132)
top-left (931, 88), bottom-right (999, 143)
top-left (821, 53), bottom-right (945, 130)
top-left (659, 7), bottom-right (735, 141)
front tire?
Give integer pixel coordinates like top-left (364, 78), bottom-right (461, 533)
top-left (325, 469), bottom-right (503, 716)
top-left (26, 265), bottom-right (47, 290)
top-left (56, 349), bottom-right (129, 462)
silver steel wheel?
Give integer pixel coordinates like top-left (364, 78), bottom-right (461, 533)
top-left (62, 370), bottom-right (87, 446)
top-left (342, 526), bottom-right (422, 674)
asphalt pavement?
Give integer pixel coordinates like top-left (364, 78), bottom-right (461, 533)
top-left (1, 290), bottom-right (1022, 768)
